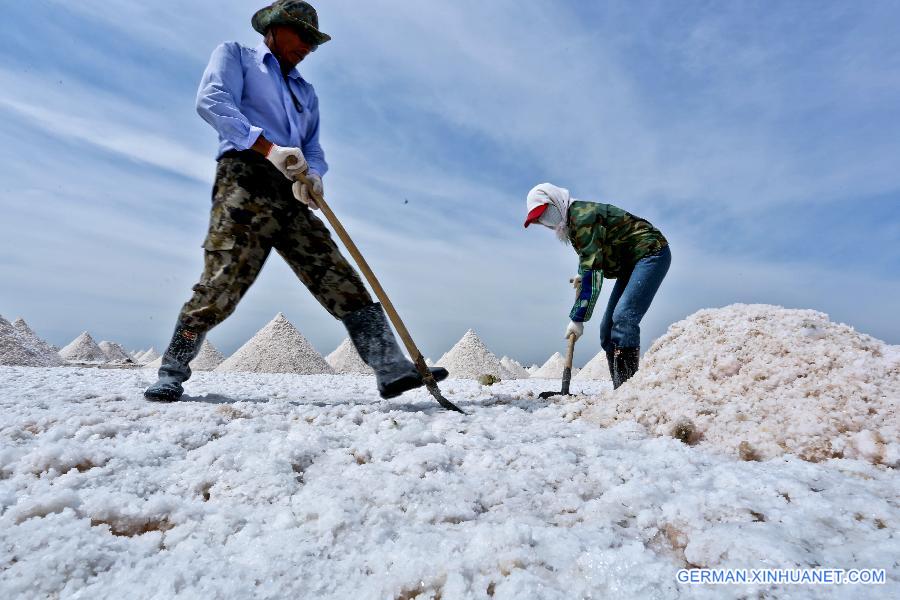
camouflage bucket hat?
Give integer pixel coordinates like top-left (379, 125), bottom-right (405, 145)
top-left (251, 0), bottom-right (331, 45)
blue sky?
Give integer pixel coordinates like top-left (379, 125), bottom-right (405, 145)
top-left (1, 0), bottom-right (898, 366)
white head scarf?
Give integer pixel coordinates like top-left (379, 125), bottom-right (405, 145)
top-left (526, 182), bottom-right (574, 243)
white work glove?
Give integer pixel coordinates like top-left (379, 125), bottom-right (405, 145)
top-left (565, 320), bottom-right (584, 340)
top-left (292, 171), bottom-right (323, 210)
top-left (570, 275), bottom-right (582, 290)
top-left (266, 144), bottom-right (308, 181)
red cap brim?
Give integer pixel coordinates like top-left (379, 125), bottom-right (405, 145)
top-left (524, 204), bottom-right (548, 227)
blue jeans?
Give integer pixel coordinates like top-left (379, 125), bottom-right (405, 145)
top-left (599, 245), bottom-right (671, 351)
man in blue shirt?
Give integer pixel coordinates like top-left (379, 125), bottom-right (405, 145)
top-left (145, 1), bottom-right (448, 402)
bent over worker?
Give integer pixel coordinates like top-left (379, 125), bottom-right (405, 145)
top-left (524, 183), bottom-right (671, 388)
top-left (145, 1), bottom-right (448, 402)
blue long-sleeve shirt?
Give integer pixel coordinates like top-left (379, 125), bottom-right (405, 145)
top-left (196, 41), bottom-right (328, 176)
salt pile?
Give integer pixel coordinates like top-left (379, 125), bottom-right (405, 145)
top-left (575, 350), bottom-right (612, 381)
top-left (138, 348), bottom-right (160, 365)
top-left (7, 318), bottom-right (64, 367)
top-left (526, 364), bottom-right (539, 375)
top-left (99, 341), bottom-right (133, 363)
top-left (584, 304), bottom-right (900, 466)
top-left (531, 352), bottom-right (567, 378)
top-left (326, 338), bottom-right (373, 375)
top-left (1, 316), bottom-right (60, 367)
top-left (216, 313), bottom-right (334, 374)
top-left (192, 339), bottom-right (225, 371)
top-left (13, 318), bottom-right (63, 366)
top-left (436, 329), bottom-right (502, 379)
top-left (145, 339), bottom-right (224, 371)
top-left (500, 356), bottom-right (529, 379)
top-left (58, 332), bottom-right (108, 364)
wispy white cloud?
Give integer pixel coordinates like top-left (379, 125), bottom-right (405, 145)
top-left (0, 68), bottom-right (213, 184)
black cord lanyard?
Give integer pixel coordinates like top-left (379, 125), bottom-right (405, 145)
top-left (272, 29), bottom-right (304, 114)
top-left (284, 75), bottom-right (304, 114)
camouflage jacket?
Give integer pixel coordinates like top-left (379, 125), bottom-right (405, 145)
top-left (567, 201), bottom-right (667, 278)
top-left (567, 201), bottom-right (667, 321)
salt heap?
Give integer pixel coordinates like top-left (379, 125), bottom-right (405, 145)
top-left (1, 316), bottom-right (59, 367)
top-left (58, 332), bottom-right (108, 364)
top-left (500, 356), bottom-right (530, 379)
top-left (531, 352), bottom-right (567, 378)
top-left (138, 348), bottom-right (160, 365)
top-left (575, 350), bottom-right (612, 381)
top-left (191, 339), bottom-right (225, 371)
top-left (145, 339), bottom-right (224, 371)
top-left (99, 341), bottom-right (133, 363)
top-left (10, 318), bottom-right (63, 367)
top-left (437, 329), bottom-right (502, 379)
top-left (216, 313), bottom-right (334, 374)
top-left (584, 304), bottom-right (900, 466)
top-left (526, 364), bottom-right (539, 375)
top-left (14, 319), bottom-right (63, 366)
top-left (326, 338), bottom-right (373, 375)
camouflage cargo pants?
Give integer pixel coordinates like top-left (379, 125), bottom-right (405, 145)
top-left (177, 151), bottom-right (372, 332)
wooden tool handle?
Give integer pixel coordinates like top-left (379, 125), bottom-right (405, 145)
top-left (560, 333), bottom-right (576, 395)
top-left (295, 173), bottom-right (425, 362)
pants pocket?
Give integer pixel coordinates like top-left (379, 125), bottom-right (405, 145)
top-left (202, 232), bottom-right (236, 251)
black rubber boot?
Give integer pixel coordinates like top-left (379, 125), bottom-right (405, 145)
top-left (605, 349), bottom-right (615, 384)
top-left (342, 303), bottom-right (449, 399)
top-left (612, 347), bottom-right (640, 389)
top-left (144, 324), bottom-right (205, 402)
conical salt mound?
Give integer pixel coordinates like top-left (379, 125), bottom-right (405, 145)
top-left (139, 347), bottom-right (160, 365)
top-left (526, 364), bottom-right (539, 375)
top-left (144, 339), bottom-right (224, 371)
top-left (531, 352), bottom-right (567, 378)
top-left (584, 304), bottom-right (900, 466)
top-left (59, 332), bottom-right (108, 363)
top-left (500, 356), bottom-right (530, 379)
top-left (326, 338), bottom-right (373, 374)
top-left (436, 329), bottom-right (502, 379)
top-left (11, 318), bottom-right (64, 366)
top-left (575, 350), bottom-right (612, 381)
top-left (192, 339), bottom-right (225, 371)
top-left (99, 341), bottom-right (133, 363)
top-left (215, 313), bottom-right (334, 374)
top-left (1, 316), bottom-right (58, 367)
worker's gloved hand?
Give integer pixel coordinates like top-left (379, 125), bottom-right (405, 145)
top-left (266, 144), bottom-right (308, 181)
top-left (292, 171), bottom-right (323, 210)
top-left (565, 320), bottom-right (584, 340)
top-left (570, 275), bottom-right (582, 290)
